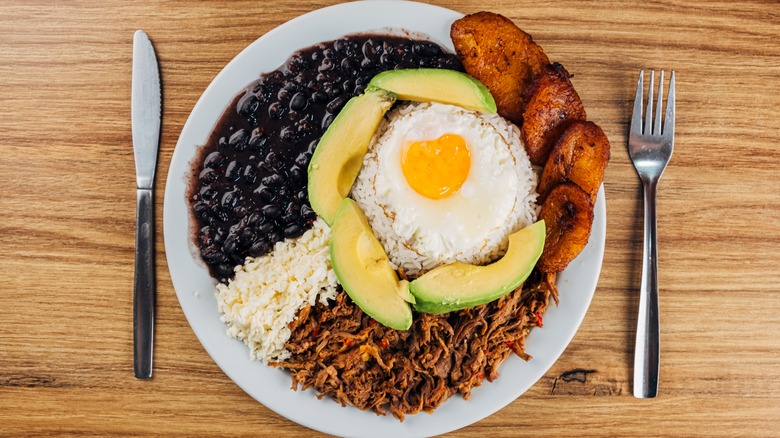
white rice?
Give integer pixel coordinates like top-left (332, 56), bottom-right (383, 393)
top-left (351, 102), bottom-right (539, 277)
top-left (215, 218), bottom-right (338, 363)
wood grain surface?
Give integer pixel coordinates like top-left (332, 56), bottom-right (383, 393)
top-left (1, 0), bottom-right (779, 436)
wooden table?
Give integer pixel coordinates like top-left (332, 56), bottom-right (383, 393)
top-left (2, 0), bottom-right (778, 436)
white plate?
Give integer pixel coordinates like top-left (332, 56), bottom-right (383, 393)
top-left (163, 1), bottom-right (606, 436)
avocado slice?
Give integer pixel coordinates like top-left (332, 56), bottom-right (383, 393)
top-left (368, 68), bottom-right (497, 113)
top-left (308, 89), bottom-right (396, 225)
top-left (410, 220), bottom-right (546, 314)
top-left (330, 198), bottom-right (412, 330)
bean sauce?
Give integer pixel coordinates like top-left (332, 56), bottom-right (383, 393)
top-left (188, 34), bottom-right (463, 282)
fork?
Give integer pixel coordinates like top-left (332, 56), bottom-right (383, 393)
top-left (629, 70), bottom-right (675, 399)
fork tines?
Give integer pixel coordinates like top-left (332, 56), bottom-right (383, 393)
top-left (631, 70), bottom-right (676, 140)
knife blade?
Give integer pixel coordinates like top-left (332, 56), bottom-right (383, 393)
top-left (131, 29), bottom-right (160, 379)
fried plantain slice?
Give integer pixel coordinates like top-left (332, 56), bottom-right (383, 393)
top-left (451, 12), bottom-right (549, 124)
top-left (537, 183), bottom-right (594, 273)
top-left (521, 63), bottom-right (586, 165)
top-left (538, 120), bottom-right (611, 202)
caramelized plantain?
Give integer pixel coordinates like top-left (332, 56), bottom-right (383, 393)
top-left (537, 183), bottom-right (594, 273)
top-left (538, 120), bottom-right (611, 202)
top-left (451, 12), bottom-right (549, 124)
top-left (521, 63), bottom-right (586, 165)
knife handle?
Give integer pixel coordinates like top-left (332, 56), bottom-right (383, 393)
top-left (134, 188), bottom-right (155, 379)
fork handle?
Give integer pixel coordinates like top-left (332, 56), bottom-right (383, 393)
top-left (634, 180), bottom-right (660, 398)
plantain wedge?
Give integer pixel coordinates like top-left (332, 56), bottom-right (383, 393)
top-left (521, 63), bottom-right (586, 165)
top-left (538, 120), bottom-right (611, 202)
top-left (451, 12), bottom-right (549, 124)
top-left (537, 183), bottom-right (594, 273)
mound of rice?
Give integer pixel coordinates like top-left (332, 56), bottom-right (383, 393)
top-left (351, 102), bottom-right (539, 277)
top-left (216, 218), bottom-right (338, 362)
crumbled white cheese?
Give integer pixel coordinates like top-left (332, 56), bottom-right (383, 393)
top-left (216, 218), bottom-right (338, 363)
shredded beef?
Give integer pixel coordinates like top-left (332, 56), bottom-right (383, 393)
top-left (271, 269), bottom-right (558, 421)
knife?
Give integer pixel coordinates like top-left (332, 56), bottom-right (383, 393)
top-left (131, 29), bottom-right (161, 379)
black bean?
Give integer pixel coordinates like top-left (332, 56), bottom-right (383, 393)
top-left (224, 160), bottom-right (242, 181)
top-left (266, 70), bottom-right (284, 84)
top-left (300, 204), bottom-right (317, 221)
top-left (262, 204), bottom-right (281, 219)
top-left (360, 58), bottom-right (377, 69)
top-left (220, 189), bottom-right (239, 211)
top-left (215, 263), bottom-right (234, 280)
top-left (287, 53), bottom-right (309, 71)
top-left (257, 222), bottom-right (274, 234)
top-left (262, 173), bottom-right (284, 188)
top-left (354, 85), bottom-right (366, 95)
top-left (321, 113), bottom-right (334, 130)
top-left (268, 231), bottom-right (283, 243)
top-left (256, 161), bottom-right (275, 174)
top-left (420, 57), bottom-right (438, 68)
top-left (280, 126), bottom-right (296, 142)
top-left (199, 186), bottom-right (217, 202)
top-left (340, 58), bottom-right (357, 76)
top-left (237, 93), bottom-right (259, 116)
top-left (238, 228), bottom-right (257, 248)
top-left (213, 205), bottom-right (230, 222)
top-left (283, 224), bottom-right (303, 238)
top-left (268, 102), bottom-right (285, 119)
top-left (213, 226), bottom-right (227, 244)
top-left (194, 202), bottom-right (209, 217)
top-left (334, 39), bottom-right (347, 53)
top-left (323, 48), bottom-right (335, 59)
top-left (199, 167), bottom-right (218, 183)
top-left (326, 96), bottom-right (348, 114)
top-left (247, 212), bottom-right (262, 226)
top-left (229, 253), bottom-right (245, 265)
top-left (379, 53), bottom-right (394, 67)
top-left (290, 92), bottom-right (307, 112)
top-left (289, 165), bottom-right (305, 183)
top-left (239, 166), bottom-right (255, 184)
top-left (201, 245), bottom-right (227, 264)
top-left (413, 42), bottom-right (441, 57)
top-left (265, 151), bottom-right (284, 168)
top-left (248, 133), bottom-right (267, 151)
top-left (254, 184), bottom-right (274, 202)
top-left (222, 235), bottom-right (238, 254)
top-left (229, 129), bottom-right (248, 150)
top-left (294, 152), bottom-right (309, 167)
top-left (342, 79), bottom-right (354, 94)
top-left (203, 151), bottom-right (224, 168)
top-left (312, 91), bottom-right (328, 103)
top-left (198, 225), bottom-right (212, 246)
top-left (318, 58), bottom-right (334, 72)
top-left (295, 190), bottom-right (308, 202)
top-left (362, 39), bottom-right (380, 59)
top-left (307, 140), bottom-right (318, 154)
top-left (248, 239), bottom-right (271, 255)
top-left (277, 87), bottom-right (291, 101)
top-left (281, 212), bottom-right (300, 225)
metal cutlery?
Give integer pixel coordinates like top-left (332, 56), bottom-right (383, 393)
top-left (132, 29), bottom-right (161, 379)
top-left (629, 69), bottom-right (675, 398)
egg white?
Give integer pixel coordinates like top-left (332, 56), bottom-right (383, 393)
top-left (371, 103), bottom-right (529, 263)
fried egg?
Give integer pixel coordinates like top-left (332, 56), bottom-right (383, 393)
top-left (352, 102), bottom-right (538, 272)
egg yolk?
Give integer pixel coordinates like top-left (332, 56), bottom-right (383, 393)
top-left (401, 133), bottom-right (471, 199)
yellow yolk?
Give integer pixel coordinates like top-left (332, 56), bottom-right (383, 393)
top-left (401, 133), bottom-right (471, 199)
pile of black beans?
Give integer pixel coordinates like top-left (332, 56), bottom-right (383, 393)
top-left (189, 34), bottom-right (463, 282)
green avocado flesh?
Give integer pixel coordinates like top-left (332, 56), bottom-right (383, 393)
top-left (410, 220), bottom-right (546, 314)
top-left (367, 68), bottom-right (497, 113)
top-left (329, 198), bottom-right (413, 330)
top-left (307, 89), bottom-right (396, 225)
